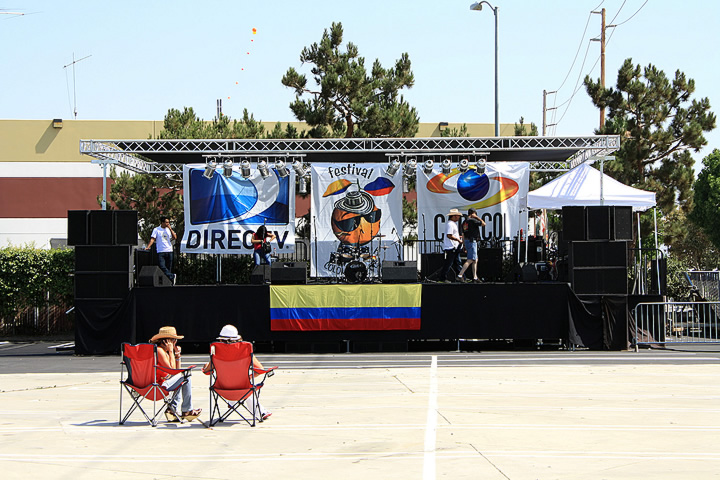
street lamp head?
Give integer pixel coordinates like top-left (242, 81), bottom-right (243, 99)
top-left (470, 2), bottom-right (483, 11)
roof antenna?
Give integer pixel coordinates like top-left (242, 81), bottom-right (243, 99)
top-left (63, 53), bottom-right (91, 119)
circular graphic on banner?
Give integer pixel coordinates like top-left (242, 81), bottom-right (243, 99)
top-left (457, 170), bottom-right (490, 201)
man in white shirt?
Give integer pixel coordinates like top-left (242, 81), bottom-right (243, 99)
top-left (147, 216), bottom-right (177, 284)
top-left (439, 208), bottom-right (463, 282)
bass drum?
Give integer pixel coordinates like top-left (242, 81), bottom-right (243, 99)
top-left (344, 260), bottom-right (367, 283)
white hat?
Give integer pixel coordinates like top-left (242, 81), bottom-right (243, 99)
top-left (447, 208), bottom-right (462, 217)
top-left (217, 324), bottom-right (242, 341)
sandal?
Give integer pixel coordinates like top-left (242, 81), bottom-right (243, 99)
top-left (182, 408), bottom-right (202, 421)
top-left (165, 409), bottom-right (179, 422)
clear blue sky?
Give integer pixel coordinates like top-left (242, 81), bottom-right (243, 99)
top-left (2, 0), bottom-right (718, 168)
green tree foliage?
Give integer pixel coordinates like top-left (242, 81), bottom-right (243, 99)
top-left (689, 149), bottom-right (720, 250)
top-left (440, 124), bottom-right (470, 137)
top-left (158, 107), bottom-right (267, 139)
top-left (584, 58), bottom-right (716, 216)
top-left (282, 22), bottom-right (419, 138)
top-left (514, 117), bottom-right (538, 137)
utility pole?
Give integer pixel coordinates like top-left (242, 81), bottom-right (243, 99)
top-left (542, 90), bottom-right (557, 136)
top-left (591, 8), bottom-right (609, 129)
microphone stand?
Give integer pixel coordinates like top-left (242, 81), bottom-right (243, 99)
top-left (312, 215), bottom-right (318, 282)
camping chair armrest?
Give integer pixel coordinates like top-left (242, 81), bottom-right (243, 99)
top-left (253, 366), bottom-right (277, 378)
top-left (157, 365), bottom-right (196, 377)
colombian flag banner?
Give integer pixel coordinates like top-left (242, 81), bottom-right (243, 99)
top-left (270, 284), bottom-right (421, 331)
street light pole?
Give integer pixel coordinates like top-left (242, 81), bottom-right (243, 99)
top-left (470, 2), bottom-right (499, 137)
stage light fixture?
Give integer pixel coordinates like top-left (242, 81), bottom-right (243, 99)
top-left (202, 159), bottom-right (217, 180)
top-left (441, 158), bottom-right (452, 175)
top-left (222, 158), bottom-right (234, 178)
top-left (298, 176), bottom-right (308, 194)
top-left (240, 159), bottom-right (252, 179)
top-left (403, 158), bottom-right (417, 177)
top-left (458, 158), bottom-right (469, 172)
top-left (476, 159), bottom-right (486, 174)
top-left (292, 159), bottom-right (305, 177)
top-left (386, 157), bottom-right (401, 177)
top-left (275, 159), bottom-right (289, 178)
top-left (423, 159), bottom-right (434, 175)
top-left (257, 159), bottom-right (270, 179)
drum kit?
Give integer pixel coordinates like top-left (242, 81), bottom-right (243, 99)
top-left (326, 243), bottom-right (380, 283)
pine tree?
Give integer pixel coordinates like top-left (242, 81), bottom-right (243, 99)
top-left (282, 22), bottom-right (419, 138)
top-left (689, 149), bottom-right (720, 251)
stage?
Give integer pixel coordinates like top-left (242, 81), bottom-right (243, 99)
top-left (73, 281), bottom-right (628, 354)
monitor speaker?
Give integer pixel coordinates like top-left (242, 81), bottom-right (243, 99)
top-left (67, 210), bottom-right (89, 246)
top-left (114, 210), bottom-right (138, 245)
top-left (612, 206), bottom-right (633, 240)
top-left (562, 206), bottom-right (586, 241)
top-left (587, 206), bottom-right (612, 240)
top-left (250, 264), bottom-right (270, 285)
top-left (271, 262), bottom-right (307, 285)
top-left (138, 266), bottom-right (171, 287)
top-left (382, 261), bottom-right (417, 283)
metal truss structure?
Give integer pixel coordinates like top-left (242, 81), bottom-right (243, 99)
top-left (80, 135), bottom-right (620, 174)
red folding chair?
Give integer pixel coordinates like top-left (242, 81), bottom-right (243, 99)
top-left (206, 341), bottom-right (276, 427)
top-left (119, 343), bottom-right (196, 426)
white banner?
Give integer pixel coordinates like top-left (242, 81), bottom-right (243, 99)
top-left (181, 164), bottom-right (296, 254)
top-left (310, 163), bottom-right (404, 278)
top-left (416, 162), bottom-right (530, 245)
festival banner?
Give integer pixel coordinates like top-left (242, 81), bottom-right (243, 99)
top-left (270, 284), bottom-right (421, 331)
top-left (416, 162), bottom-right (530, 245)
top-left (180, 164), bottom-right (295, 254)
top-left (310, 163), bottom-right (403, 278)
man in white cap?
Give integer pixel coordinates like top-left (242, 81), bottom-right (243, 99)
top-left (439, 208), bottom-right (464, 282)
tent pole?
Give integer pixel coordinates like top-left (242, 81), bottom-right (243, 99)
top-left (600, 158), bottom-right (605, 206)
top-left (653, 207), bottom-right (659, 251)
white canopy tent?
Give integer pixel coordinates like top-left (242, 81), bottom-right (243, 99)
top-left (527, 163), bottom-right (656, 211)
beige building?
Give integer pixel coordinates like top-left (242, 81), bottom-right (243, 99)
top-left (0, 119), bottom-right (514, 248)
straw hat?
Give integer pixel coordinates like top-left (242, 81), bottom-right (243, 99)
top-left (447, 208), bottom-right (463, 217)
top-left (217, 324), bottom-right (242, 342)
top-left (149, 326), bottom-right (184, 343)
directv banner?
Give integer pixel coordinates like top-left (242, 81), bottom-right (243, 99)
top-left (416, 162), bottom-right (529, 244)
top-left (181, 164), bottom-right (296, 254)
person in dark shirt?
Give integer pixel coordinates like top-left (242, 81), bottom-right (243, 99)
top-left (457, 208), bottom-right (486, 282)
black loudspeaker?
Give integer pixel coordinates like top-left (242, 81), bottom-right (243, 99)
top-left (477, 248), bottom-right (503, 281)
top-left (562, 206), bottom-right (587, 241)
top-left (587, 206), bottom-right (612, 240)
top-left (421, 253), bottom-right (446, 280)
top-left (382, 261), bottom-right (417, 283)
top-left (67, 210), bottom-right (89, 246)
top-left (520, 264), bottom-right (538, 282)
top-left (89, 210), bottom-right (114, 245)
top-left (114, 211), bottom-right (139, 245)
top-left (138, 266), bottom-right (171, 287)
top-left (74, 272), bottom-right (132, 299)
top-left (650, 258), bottom-right (668, 295)
top-left (571, 268), bottom-right (628, 295)
top-left (271, 262), bottom-right (307, 285)
top-left (612, 206), bottom-right (633, 240)
top-left (75, 246), bottom-right (132, 272)
top-left (570, 241), bottom-right (627, 268)
top-left (250, 265), bottom-right (270, 285)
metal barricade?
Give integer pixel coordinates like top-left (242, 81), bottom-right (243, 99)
top-left (633, 301), bottom-right (720, 350)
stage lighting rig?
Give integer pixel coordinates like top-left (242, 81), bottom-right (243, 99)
top-left (292, 159), bottom-right (307, 177)
top-left (403, 158), bottom-right (417, 177)
top-left (240, 159), bottom-right (251, 179)
top-left (423, 159), bottom-right (434, 175)
top-left (476, 159), bottom-right (486, 174)
top-left (257, 159), bottom-right (270, 179)
top-left (203, 159), bottom-right (217, 180)
top-left (441, 158), bottom-right (452, 175)
top-left (458, 158), bottom-right (469, 172)
top-left (275, 159), bottom-right (289, 178)
top-left (385, 157), bottom-right (401, 177)
top-left (222, 158), bottom-right (234, 178)
top-left (298, 176), bottom-right (308, 194)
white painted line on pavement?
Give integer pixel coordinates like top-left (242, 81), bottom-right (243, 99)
top-left (423, 354), bottom-right (437, 480)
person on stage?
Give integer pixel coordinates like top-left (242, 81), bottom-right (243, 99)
top-left (146, 216), bottom-right (176, 285)
top-left (150, 326), bottom-right (202, 422)
top-left (251, 225), bottom-right (276, 266)
top-left (202, 324), bottom-right (273, 421)
top-left (439, 208), bottom-right (464, 283)
top-left (457, 208), bottom-right (486, 283)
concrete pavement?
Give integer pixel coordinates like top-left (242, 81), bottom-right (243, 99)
top-left (1, 347), bottom-right (720, 479)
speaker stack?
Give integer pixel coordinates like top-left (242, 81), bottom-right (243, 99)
top-left (69, 210), bottom-right (138, 299)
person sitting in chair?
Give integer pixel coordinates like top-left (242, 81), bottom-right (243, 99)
top-left (150, 326), bottom-right (202, 422)
top-left (202, 324), bottom-right (273, 421)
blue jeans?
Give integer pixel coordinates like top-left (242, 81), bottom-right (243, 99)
top-left (164, 373), bottom-right (193, 413)
top-left (157, 252), bottom-right (174, 282)
top-left (254, 249), bottom-right (272, 266)
top-left (464, 238), bottom-right (478, 261)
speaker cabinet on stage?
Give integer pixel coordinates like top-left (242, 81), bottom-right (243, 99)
top-left (382, 261), bottom-right (417, 283)
top-left (570, 241), bottom-right (628, 295)
top-left (562, 206), bottom-right (587, 241)
top-left (250, 265), bottom-right (271, 285)
top-left (271, 262), bottom-right (307, 285)
top-left (67, 210), bottom-right (139, 245)
top-left (138, 266), bottom-right (171, 287)
top-left (89, 210), bottom-right (114, 245)
top-left (67, 210), bottom-right (89, 246)
top-left (114, 210), bottom-right (139, 245)
top-left (421, 253), bottom-right (446, 280)
top-left (587, 206), bottom-right (612, 240)
top-left (74, 245), bottom-right (133, 299)
top-left (477, 248), bottom-right (503, 281)
top-left (612, 206), bottom-right (633, 240)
